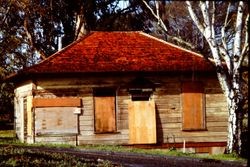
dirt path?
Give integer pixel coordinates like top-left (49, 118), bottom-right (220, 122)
top-left (1, 145), bottom-right (247, 167)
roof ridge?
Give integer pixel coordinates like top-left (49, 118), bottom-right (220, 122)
top-left (90, 30), bottom-right (143, 33)
top-left (138, 32), bottom-right (204, 59)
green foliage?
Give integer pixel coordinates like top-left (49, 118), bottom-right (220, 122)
top-left (0, 81), bottom-right (14, 127)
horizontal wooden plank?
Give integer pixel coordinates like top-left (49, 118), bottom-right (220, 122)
top-left (205, 88), bottom-right (223, 94)
top-left (78, 133), bottom-right (129, 141)
top-left (207, 126), bottom-right (228, 132)
top-left (161, 136), bottom-right (227, 143)
top-left (157, 117), bottom-right (181, 124)
top-left (206, 108), bottom-right (228, 113)
top-left (207, 122), bottom-right (228, 127)
top-left (171, 136), bottom-right (227, 143)
top-left (35, 136), bottom-right (77, 145)
top-left (180, 131), bottom-right (228, 137)
top-left (79, 116), bottom-right (93, 121)
top-left (118, 114), bottom-right (128, 120)
top-left (195, 147), bottom-right (211, 153)
top-left (159, 122), bottom-right (182, 129)
top-left (78, 139), bottom-right (128, 145)
top-left (124, 142), bottom-right (227, 149)
top-left (117, 120), bottom-right (128, 130)
top-left (33, 98), bottom-right (82, 107)
top-left (206, 115), bottom-right (228, 122)
top-left (79, 120), bottom-right (93, 126)
top-left (34, 88), bottom-right (86, 95)
top-left (79, 126), bottom-right (94, 131)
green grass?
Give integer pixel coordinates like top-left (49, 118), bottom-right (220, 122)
top-left (0, 130), bottom-right (247, 163)
top-left (200, 152), bottom-right (246, 162)
top-left (0, 130), bottom-right (19, 144)
top-left (0, 146), bottom-right (116, 167)
top-left (0, 130), bottom-right (15, 138)
top-left (78, 144), bottom-right (246, 162)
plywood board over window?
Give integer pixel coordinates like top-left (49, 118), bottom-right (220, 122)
top-left (128, 100), bottom-right (156, 144)
top-left (34, 98), bottom-right (81, 136)
top-left (182, 82), bottom-right (206, 131)
top-left (94, 88), bottom-right (116, 133)
top-left (33, 98), bottom-right (81, 107)
top-left (35, 107), bottom-right (78, 135)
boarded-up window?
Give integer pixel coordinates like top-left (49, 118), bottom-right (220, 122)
top-left (182, 82), bottom-right (205, 130)
top-left (128, 100), bottom-right (156, 144)
top-left (94, 88), bottom-right (116, 133)
top-left (34, 98), bottom-right (81, 136)
top-left (35, 107), bottom-right (78, 135)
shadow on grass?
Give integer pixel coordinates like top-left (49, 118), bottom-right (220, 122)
top-left (0, 130), bottom-right (18, 144)
top-left (0, 137), bottom-right (18, 144)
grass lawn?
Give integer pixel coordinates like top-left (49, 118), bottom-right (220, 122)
top-left (0, 146), bottom-right (115, 167)
top-left (78, 144), bottom-right (247, 162)
top-left (0, 130), bottom-right (15, 138)
top-left (0, 130), bottom-right (247, 166)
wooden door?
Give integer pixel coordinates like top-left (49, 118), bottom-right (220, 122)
top-left (128, 100), bottom-right (156, 144)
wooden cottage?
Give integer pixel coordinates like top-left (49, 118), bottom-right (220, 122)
top-left (8, 31), bottom-right (228, 154)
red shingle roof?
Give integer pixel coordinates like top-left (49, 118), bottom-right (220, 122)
top-left (19, 31), bottom-right (215, 75)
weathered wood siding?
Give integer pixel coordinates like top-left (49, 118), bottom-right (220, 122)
top-left (14, 81), bottom-right (34, 143)
top-left (14, 74), bottom-right (228, 152)
top-left (153, 75), bottom-right (228, 144)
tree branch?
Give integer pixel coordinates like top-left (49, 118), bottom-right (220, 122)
top-left (142, 0), bottom-right (168, 32)
top-left (0, 2), bottom-right (12, 29)
top-left (219, 46), bottom-right (231, 71)
top-left (167, 35), bottom-right (196, 50)
top-left (238, 14), bottom-right (249, 68)
top-left (200, 1), bottom-right (210, 28)
top-left (221, 2), bottom-right (233, 73)
top-left (199, 1), bottom-right (213, 40)
top-left (142, 0), bottom-right (197, 50)
top-left (24, 15), bottom-right (46, 60)
top-left (233, 1), bottom-right (244, 59)
top-left (186, 1), bottom-right (205, 34)
top-left (186, 1), bottom-right (224, 68)
top-left (155, 0), bottom-right (160, 25)
top-left (74, 6), bottom-right (87, 40)
top-left (221, 2), bottom-right (231, 52)
top-left (211, 2), bottom-right (215, 39)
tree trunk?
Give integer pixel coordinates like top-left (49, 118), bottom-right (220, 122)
top-left (227, 98), bottom-right (240, 154)
top-left (226, 72), bottom-right (243, 154)
top-left (74, 14), bottom-right (87, 40)
top-left (186, 1), bottom-right (246, 155)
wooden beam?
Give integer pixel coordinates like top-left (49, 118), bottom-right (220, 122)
top-left (33, 98), bottom-right (82, 107)
top-left (123, 142), bottom-right (227, 149)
